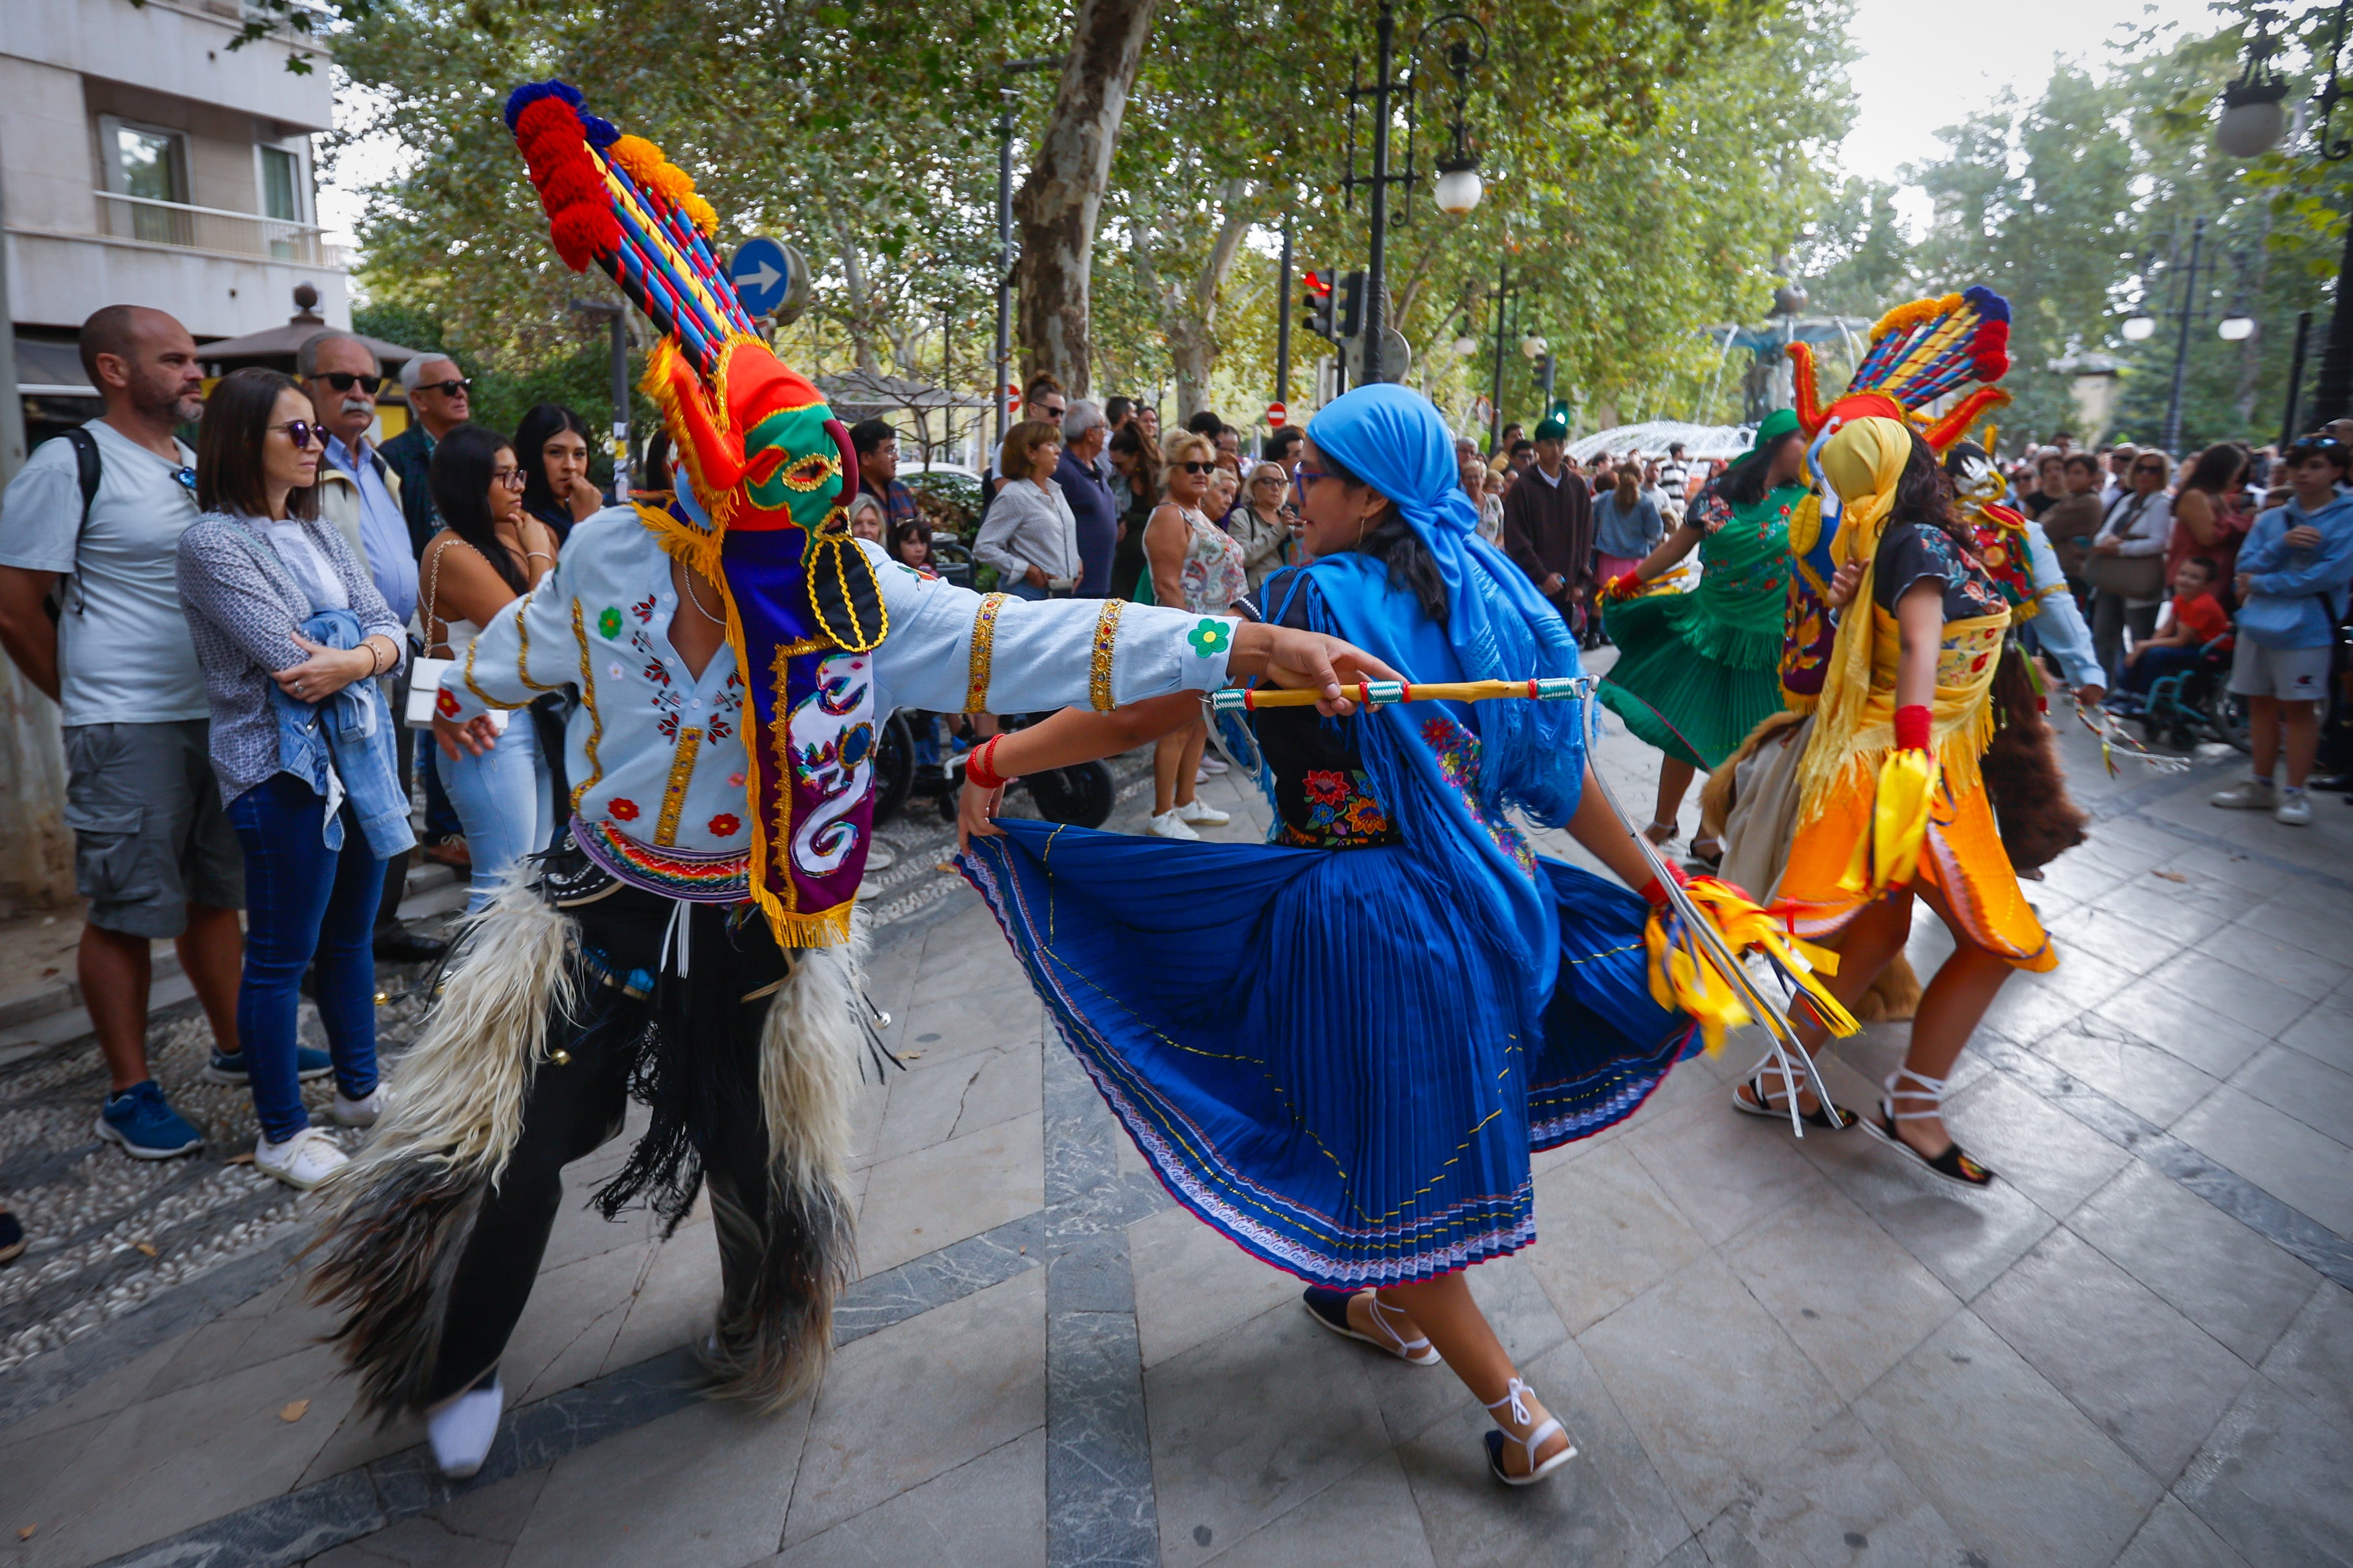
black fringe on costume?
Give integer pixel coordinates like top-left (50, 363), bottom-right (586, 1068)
top-left (304, 1163), bottom-right (489, 1418)
top-left (1983, 644), bottom-right (2089, 873)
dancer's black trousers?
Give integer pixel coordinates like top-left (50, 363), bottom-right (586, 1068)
top-left (424, 880), bottom-right (787, 1405)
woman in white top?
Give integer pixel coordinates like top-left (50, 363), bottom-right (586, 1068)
top-left (973, 419), bottom-right (1081, 598)
top-left (420, 425), bottom-right (561, 911)
top-left (1142, 432), bottom-right (1246, 839)
top-left (2089, 448), bottom-right (2176, 679)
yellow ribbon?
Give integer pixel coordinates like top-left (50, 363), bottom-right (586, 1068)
top-left (1644, 876), bottom-right (1859, 1055)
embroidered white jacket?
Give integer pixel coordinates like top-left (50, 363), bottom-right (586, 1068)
top-left (440, 509), bottom-right (1236, 864)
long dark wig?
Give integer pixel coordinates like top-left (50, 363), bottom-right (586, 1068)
top-left (1719, 429), bottom-right (1804, 507)
top-left (428, 422), bottom-right (529, 594)
top-left (514, 403), bottom-right (592, 523)
top-left (1889, 429), bottom-right (1978, 558)
top-left (1314, 444), bottom-right (1449, 628)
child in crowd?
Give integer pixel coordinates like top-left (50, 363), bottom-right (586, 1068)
top-left (2118, 556), bottom-right (2230, 702)
top-left (2212, 436), bottom-right (2353, 826)
top-left (888, 515), bottom-right (935, 572)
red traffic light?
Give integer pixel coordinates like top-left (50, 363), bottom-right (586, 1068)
top-left (1302, 270), bottom-right (1333, 297)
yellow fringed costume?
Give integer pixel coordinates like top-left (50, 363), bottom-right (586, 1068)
top-left (1773, 416), bottom-right (2054, 971)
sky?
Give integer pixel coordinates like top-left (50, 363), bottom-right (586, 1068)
top-left (1838, 0), bottom-right (2225, 226)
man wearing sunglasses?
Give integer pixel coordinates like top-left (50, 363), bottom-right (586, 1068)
top-left (0, 304), bottom-right (243, 1161)
top-left (379, 354), bottom-right (472, 555)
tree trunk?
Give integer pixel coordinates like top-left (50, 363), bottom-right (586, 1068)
top-left (1014, 0), bottom-right (1159, 397)
top-left (1138, 183), bottom-right (1256, 422)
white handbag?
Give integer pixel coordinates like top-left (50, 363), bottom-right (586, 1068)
top-left (403, 540), bottom-right (508, 732)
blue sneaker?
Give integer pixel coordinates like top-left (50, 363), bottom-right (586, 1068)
top-left (95, 1081), bottom-right (203, 1159)
top-left (204, 1047), bottom-right (333, 1085)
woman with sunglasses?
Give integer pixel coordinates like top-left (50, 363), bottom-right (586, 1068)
top-left (421, 425), bottom-right (561, 911)
top-left (175, 368), bottom-right (411, 1190)
top-left (512, 403), bottom-right (602, 544)
top-left (956, 384), bottom-right (1693, 1487)
top-left (1230, 461), bottom-right (1293, 593)
top-left (1140, 433), bottom-right (1246, 838)
top-left (2089, 449), bottom-right (2176, 680)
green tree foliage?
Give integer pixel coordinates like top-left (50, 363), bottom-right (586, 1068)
top-left (1892, 11), bottom-right (2350, 452)
top-left (329, 0), bottom-right (1851, 443)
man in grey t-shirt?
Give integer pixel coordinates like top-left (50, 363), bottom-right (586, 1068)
top-left (0, 306), bottom-right (253, 1159)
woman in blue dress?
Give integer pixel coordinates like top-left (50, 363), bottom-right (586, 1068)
top-left (956, 384), bottom-right (1696, 1485)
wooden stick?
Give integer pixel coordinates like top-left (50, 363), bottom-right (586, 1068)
top-left (1207, 675), bottom-right (1594, 712)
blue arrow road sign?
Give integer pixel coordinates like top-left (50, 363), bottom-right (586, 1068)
top-left (729, 237), bottom-right (792, 317)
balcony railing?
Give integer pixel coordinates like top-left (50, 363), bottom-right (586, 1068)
top-left (93, 191), bottom-right (328, 265)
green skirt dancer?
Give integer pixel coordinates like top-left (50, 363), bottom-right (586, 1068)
top-left (1598, 476), bottom-right (1803, 770)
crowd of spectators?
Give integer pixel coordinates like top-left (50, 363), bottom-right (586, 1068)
top-left (0, 305), bottom-right (623, 1195)
top-left (2005, 427), bottom-right (2353, 827)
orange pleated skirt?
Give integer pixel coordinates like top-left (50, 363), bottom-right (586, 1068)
top-left (1777, 776), bottom-right (2057, 972)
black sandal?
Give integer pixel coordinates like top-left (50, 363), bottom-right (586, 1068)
top-left (1857, 1068), bottom-right (1994, 1186)
top-left (1730, 1067), bottom-right (1855, 1131)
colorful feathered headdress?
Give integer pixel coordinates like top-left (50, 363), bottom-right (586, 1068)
top-left (1787, 286), bottom-right (2013, 456)
top-left (502, 81), bottom-right (879, 572)
top-left (503, 81), bottom-right (887, 949)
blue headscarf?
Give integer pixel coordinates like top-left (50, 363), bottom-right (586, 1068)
top-left (1285, 384), bottom-right (1589, 1009)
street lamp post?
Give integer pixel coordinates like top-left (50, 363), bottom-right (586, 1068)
top-left (992, 58), bottom-right (1059, 456)
top-left (2214, 1), bottom-right (2353, 425)
top-left (1343, 5), bottom-right (1488, 385)
top-left (1488, 257), bottom-right (1515, 453)
top-left (1277, 206), bottom-right (1295, 407)
top-left (2163, 216), bottom-right (2206, 453)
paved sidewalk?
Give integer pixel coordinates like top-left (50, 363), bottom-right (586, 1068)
top-left (2, 694), bottom-right (2350, 1568)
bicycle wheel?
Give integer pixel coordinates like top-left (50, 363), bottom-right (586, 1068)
top-left (1023, 762), bottom-right (1116, 828)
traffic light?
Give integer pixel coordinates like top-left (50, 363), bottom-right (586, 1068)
top-left (1301, 270), bottom-right (1336, 340)
top-left (1530, 352), bottom-right (1554, 393)
top-left (1338, 270), bottom-right (1367, 341)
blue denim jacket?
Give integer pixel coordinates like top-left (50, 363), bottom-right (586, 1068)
top-left (268, 608), bottom-right (415, 859)
top-left (2236, 493), bottom-right (2353, 650)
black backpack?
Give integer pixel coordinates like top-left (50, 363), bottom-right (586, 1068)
top-left (38, 426), bottom-right (104, 623)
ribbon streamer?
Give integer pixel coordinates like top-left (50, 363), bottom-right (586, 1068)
top-left (2066, 696), bottom-right (2194, 778)
top-left (1209, 676), bottom-right (1594, 712)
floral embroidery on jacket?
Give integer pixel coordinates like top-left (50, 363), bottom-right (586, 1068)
top-left (1275, 768), bottom-right (1394, 848)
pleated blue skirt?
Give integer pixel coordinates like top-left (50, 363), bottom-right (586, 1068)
top-left (959, 821), bottom-right (1696, 1289)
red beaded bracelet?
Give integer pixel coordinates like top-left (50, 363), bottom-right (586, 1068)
top-left (965, 734), bottom-right (1015, 791)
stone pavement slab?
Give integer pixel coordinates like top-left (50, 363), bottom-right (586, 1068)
top-left (5, 698), bottom-right (2353, 1567)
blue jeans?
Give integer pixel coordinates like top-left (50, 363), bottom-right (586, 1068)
top-left (420, 743), bottom-right (464, 841)
top-left (439, 715), bottom-right (552, 911)
top-left (229, 772), bottom-right (385, 1143)
top-left (2122, 644), bottom-right (2204, 696)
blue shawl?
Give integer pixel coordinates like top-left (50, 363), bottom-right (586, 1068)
top-left (1287, 384), bottom-right (1589, 1007)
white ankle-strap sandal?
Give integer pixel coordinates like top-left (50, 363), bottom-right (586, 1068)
top-left (1482, 1376), bottom-right (1577, 1486)
top-left (1301, 1287), bottom-right (1441, 1366)
top-left (1858, 1066), bottom-right (1993, 1187)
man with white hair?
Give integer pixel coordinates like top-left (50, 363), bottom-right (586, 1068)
top-left (379, 352), bottom-right (472, 554)
top-left (1055, 399), bottom-right (1119, 597)
top-left (301, 329), bottom-right (446, 966)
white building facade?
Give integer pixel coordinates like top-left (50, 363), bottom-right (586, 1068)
top-left (3, 0), bottom-right (346, 386)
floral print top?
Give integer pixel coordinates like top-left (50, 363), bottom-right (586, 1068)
top-left (1174, 505), bottom-right (1248, 616)
top-left (1872, 521), bottom-right (2009, 623)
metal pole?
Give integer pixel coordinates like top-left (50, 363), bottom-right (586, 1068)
top-left (2312, 214), bottom-right (2353, 426)
top-left (1276, 207), bottom-right (1294, 407)
top-left (2280, 308), bottom-right (2314, 449)
top-left (994, 98), bottom-right (1015, 457)
top-left (1488, 258), bottom-right (1507, 454)
top-left (2163, 216), bottom-right (2204, 452)
top-left (608, 311), bottom-right (630, 495)
top-left (1363, 0), bottom-right (1396, 384)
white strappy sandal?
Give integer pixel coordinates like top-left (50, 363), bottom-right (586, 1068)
top-left (1857, 1066), bottom-right (1995, 1187)
top-left (1301, 1287), bottom-right (1441, 1366)
top-left (1483, 1376), bottom-right (1577, 1486)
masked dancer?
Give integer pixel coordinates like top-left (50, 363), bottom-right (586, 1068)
top-left (305, 83), bottom-right (1384, 1481)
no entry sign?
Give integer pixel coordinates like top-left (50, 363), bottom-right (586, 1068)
top-left (1266, 401), bottom-right (1288, 427)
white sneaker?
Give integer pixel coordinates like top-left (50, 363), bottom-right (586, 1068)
top-left (865, 841), bottom-right (898, 872)
top-left (329, 1086), bottom-right (386, 1128)
top-left (252, 1126), bottom-right (349, 1190)
top-left (1147, 809), bottom-right (1201, 841)
top-left (2276, 788), bottom-right (2313, 827)
top-left (428, 1376), bottom-right (504, 1480)
top-left (1176, 798), bottom-right (1230, 826)
top-left (2210, 777), bottom-right (2276, 810)
top-left (1198, 755), bottom-right (1229, 776)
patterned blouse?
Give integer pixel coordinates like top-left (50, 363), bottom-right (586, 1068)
top-left (1173, 504), bottom-right (1248, 615)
